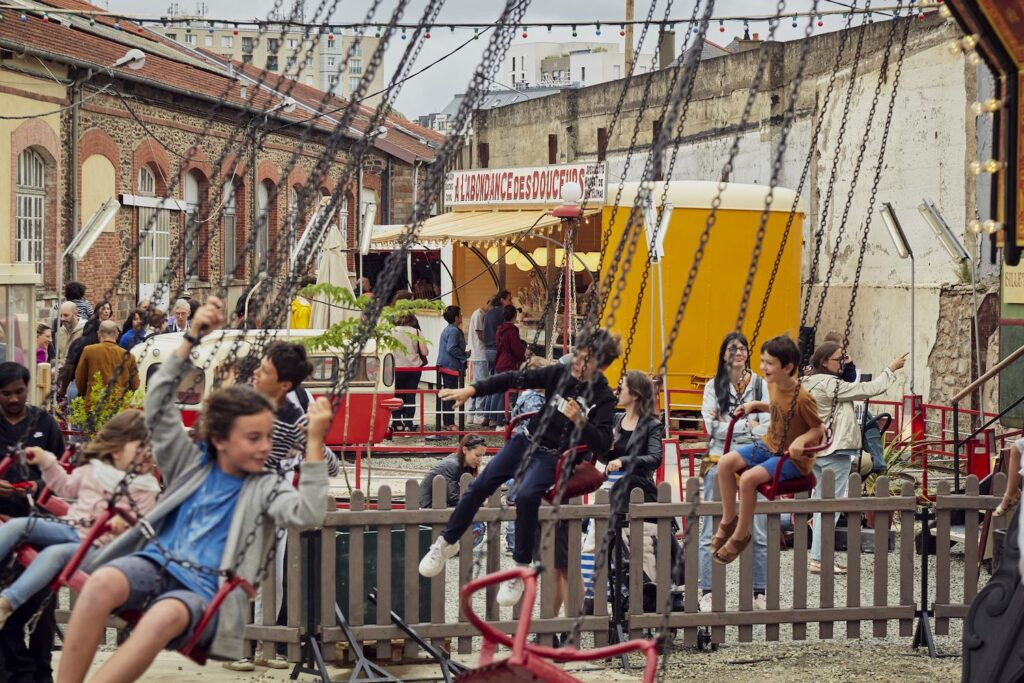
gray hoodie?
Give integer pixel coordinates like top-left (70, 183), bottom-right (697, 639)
top-left (85, 353), bottom-right (330, 660)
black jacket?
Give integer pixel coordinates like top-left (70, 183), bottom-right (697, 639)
top-left (605, 413), bottom-right (664, 479)
top-left (473, 362), bottom-right (616, 455)
top-left (419, 454), bottom-right (476, 509)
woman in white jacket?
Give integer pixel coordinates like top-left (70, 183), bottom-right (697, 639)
top-left (803, 341), bottom-right (906, 574)
top-left (699, 332), bottom-right (770, 611)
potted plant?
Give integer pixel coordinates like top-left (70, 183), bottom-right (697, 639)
top-left (863, 437), bottom-right (918, 529)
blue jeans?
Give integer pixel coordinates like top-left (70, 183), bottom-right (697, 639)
top-left (810, 450), bottom-right (855, 562)
top-left (470, 360), bottom-right (490, 418)
top-left (483, 349), bottom-right (504, 425)
top-left (0, 518), bottom-right (86, 610)
top-left (698, 464), bottom-right (767, 593)
top-left (442, 434), bottom-right (556, 565)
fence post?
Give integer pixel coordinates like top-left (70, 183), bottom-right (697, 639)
top-left (872, 477), bottom-right (890, 638)
top-left (348, 491), bottom-right (366, 656)
top-left (402, 480), bottom-right (421, 660)
top-left (375, 486), bottom-right (393, 661)
top-left (682, 477), bottom-right (700, 647)
top-left (899, 480), bottom-right (915, 638)
top-left (819, 469), bottom-right (836, 641)
top-left (934, 480), bottom-right (952, 635)
top-left (846, 473), bottom-right (862, 639)
top-left (436, 368), bottom-right (444, 432)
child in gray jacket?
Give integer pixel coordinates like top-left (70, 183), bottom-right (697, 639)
top-left (58, 297), bottom-right (333, 683)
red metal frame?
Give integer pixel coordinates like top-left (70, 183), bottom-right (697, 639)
top-left (722, 410), bottom-right (832, 500)
top-left (459, 567), bottom-right (659, 683)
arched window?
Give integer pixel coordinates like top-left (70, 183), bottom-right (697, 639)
top-left (222, 180), bottom-right (238, 278)
top-left (256, 180), bottom-right (274, 273)
top-left (15, 149), bottom-right (45, 274)
top-left (138, 166), bottom-right (156, 196)
top-left (340, 195), bottom-right (349, 247)
top-left (183, 170), bottom-right (206, 280)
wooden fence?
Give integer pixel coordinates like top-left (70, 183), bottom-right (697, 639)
top-left (241, 471), bottom-right (1008, 661)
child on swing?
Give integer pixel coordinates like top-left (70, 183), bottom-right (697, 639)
top-left (712, 335), bottom-right (824, 564)
top-left (0, 410), bottom-right (160, 629)
top-left (57, 297), bottom-right (333, 683)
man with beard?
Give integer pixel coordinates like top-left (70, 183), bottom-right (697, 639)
top-left (0, 362), bottom-right (64, 683)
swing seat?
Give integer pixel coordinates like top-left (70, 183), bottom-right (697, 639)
top-left (722, 411), bottom-right (831, 501)
top-left (0, 446), bottom-right (75, 517)
top-left (544, 446), bottom-right (604, 503)
top-left (458, 567), bottom-right (659, 683)
top-left (504, 414), bottom-right (606, 503)
top-left (10, 504), bottom-right (255, 666)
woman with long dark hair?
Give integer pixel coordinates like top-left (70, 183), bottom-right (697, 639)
top-left (803, 341), bottom-right (905, 574)
top-left (698, 332), bottom-right (769, 612)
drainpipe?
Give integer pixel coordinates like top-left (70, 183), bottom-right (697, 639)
top-left (59, 77), bottom-right (82, 307)
top-left (357, 162), bottom-right (364, 284)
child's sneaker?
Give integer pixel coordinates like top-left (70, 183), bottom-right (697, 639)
top-left (753, 594), bottom-right (767, 610)
top-left (496, 578), bottom-right (524, 607)
top-left (698, 592), bottom-right (713, 613)
top-left (223, 658), bottom-right (255, 672)
top-left (419, 537), bottom-right (458, 577)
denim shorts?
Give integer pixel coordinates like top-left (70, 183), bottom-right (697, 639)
top-left (736, 439), bottom-right (802, 481)
top-left (104, 555), bottom-right (216, 650)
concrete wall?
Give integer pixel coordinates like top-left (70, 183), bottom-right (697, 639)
top-left (470, 16), bottom-right (996, 403)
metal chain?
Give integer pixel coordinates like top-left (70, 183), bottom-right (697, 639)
top-left (733, 0), bottom-right (820, 333)
top-left (807, 2), bottom-right (901, 331)
top-left (749, 3), bottom-right (861, 350)
top-left (655, 3), bottom-right (787, 383)
top-left (797, 3), bottom-right (873, 327)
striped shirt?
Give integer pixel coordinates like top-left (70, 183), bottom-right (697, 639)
top-left (269, 402), bottom-right (340, 476)
top-left (583, 470), bottom-right (624, 598)
top-left (71, 298), bottom-right (94, 321)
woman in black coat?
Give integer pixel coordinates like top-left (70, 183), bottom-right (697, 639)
top-left (603, 370), bottom-right (664, 517)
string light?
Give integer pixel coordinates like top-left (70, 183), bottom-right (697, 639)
top-left (939, 5), bottom-right (953, 18)
top-left (969, 159), bottom-right (1005, 175)
top-left (620, 24), bottom-right (625, 36)
top-left (595, 23), bottom-right (601, 36)
top-left (19, 11), bottom-right (27, 21)
top-left (970, 98), bottom-right (1004, 115)
top-left (41, 12), bottom-right (49, 22)
top-left (984, 220), bottom-right (1002, 235)
top-left (718, 19), bottom-right (725, 32)
top-left (571, 24), bottom-right (577, 37)
top-left (817, 14), bottom-right (823, 27)
top-left (968, 219), bottom-right (982, 234)
top-left (113, 18), bottom-right (120, 30)
top-left (791, 14), bottom-right (797, 28)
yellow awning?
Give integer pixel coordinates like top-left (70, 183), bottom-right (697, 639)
top-left (370, 209), bottom-right (598, 249)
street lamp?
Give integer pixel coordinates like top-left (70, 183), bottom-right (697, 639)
top-left (919, 198), bottom-right (985, 494)
top-left (880, 202), bottom-right (915, 392)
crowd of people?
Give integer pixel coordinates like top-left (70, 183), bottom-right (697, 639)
top-left (0, 278), bottom-right (917, 680)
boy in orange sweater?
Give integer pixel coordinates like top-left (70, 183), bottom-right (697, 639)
top-left (712, 335), bottom-right (824, 564)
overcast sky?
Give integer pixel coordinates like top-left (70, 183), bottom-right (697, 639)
top-left (107, 1), bottom-right (899, 119)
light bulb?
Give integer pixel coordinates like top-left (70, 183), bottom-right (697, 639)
top-left (967, 51), bottom-right (982, 66)
top-left (948, 40), bottom-right (962, 55)
top-left (961, 34), bottom-right (979, 50)
top-left (969, 160), bottom-right (982, 175)
top-left (939, 5), bottom-right (952, 18)
top-left (984, 159), bottom-right (1005, 173)
top-left (968, 219), bottom-right (982, 234)
top-left (984, 220), bottom-right (1002, 234)
top-left (984, 98), bottom-right (1003, 113)
top-left (971, 101), bottom-right (984, 116)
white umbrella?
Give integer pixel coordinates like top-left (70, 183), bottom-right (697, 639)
top-left (310, 225), bottom-right (358, 329)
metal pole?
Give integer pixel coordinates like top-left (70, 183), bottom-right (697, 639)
top-left (656, 259), bottom-right (670, 434)
top-left (953, 401), bottom-right (960, 493)
top-left (910, 255), bottom-right (915, 394)
top-left (970, 254), bottom-right (984, 418)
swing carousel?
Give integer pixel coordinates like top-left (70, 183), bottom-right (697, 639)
top-left (1, 0), bottom-right (1019, 681)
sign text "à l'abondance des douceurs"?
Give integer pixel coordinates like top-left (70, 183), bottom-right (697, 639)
top-left (444, 163), bottom-right (607, 207)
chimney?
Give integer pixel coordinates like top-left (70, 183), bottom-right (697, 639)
top-left (658, 30), bottom-right (676, 70)
top-left (734, 31), bottom-right (762, 53)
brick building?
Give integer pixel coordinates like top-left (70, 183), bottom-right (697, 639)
top-left (0, 0), bottom-right (442, 320)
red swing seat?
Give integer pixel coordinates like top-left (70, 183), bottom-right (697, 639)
top-left (0, 458), bottom-right (256, 667)
top-left (457, 567), bottom-right (659, 683)
top-left (722, 410), bottom-right (832, 501)
top-left (505, 412), bottom-right (607, 504)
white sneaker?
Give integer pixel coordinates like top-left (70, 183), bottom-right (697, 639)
top-left (419, 537), bottom-right (458, 577)
top-left (698, 592), bottom-right (713, 613)
top-left (753, 594), bottom-right (767, 610)
top-left (496, 578), bottom-right (524, 607)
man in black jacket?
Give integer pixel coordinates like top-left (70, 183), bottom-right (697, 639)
top-left (419, 329), bottom-right (619, 607)
top-left (0, 363), bottom-right (64, 683)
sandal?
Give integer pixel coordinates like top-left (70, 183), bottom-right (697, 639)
top-left (713, 533), bottom-right (752, 565)
top-left (711, 517), bottom-right (738, 552)
top-left (995, 491), bottom-right (1020, 517)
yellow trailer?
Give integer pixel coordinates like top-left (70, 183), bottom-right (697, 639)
top-left (601, 181), bottom-right (804, 398)
top-left (369, 179), bottom-right (804, 402)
